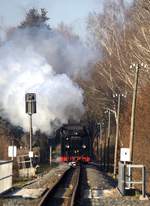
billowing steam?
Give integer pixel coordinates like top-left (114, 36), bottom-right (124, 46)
top-left (0, 27), bottom-right (96, 134)
top-left (0, 0), bottom-right (134, 134)
top-left (124, 0), bottom-right (134, 7)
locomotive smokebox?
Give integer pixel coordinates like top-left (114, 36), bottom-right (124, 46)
top-left (25, 93), bottom-right (36, 114)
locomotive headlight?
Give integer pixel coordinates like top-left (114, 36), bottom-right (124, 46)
top-left (82, 145), bottom-right (86, 149)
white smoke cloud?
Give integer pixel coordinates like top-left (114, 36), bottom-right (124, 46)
top-left (0, 27), bottom-right (97, 134)
top-left (8, 28), bottom-right (97, 78)
top-left (124, 0), bottom-right (134, 7)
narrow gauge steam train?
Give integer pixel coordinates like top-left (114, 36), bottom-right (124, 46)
top-left (60, 123), bottom-right (91, 163)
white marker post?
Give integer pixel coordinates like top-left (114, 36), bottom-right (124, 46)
top-left (8, 146), bottom-right (17, 160)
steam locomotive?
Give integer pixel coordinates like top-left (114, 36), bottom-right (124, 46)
top-left (60, 123), bottom-right (91, 163)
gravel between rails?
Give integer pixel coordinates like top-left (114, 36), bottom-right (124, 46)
top-left (76, 164), bottom-right (150, 206)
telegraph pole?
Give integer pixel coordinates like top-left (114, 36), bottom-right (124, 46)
top-left (129, 63), bottom-right (147, 162)
top-left (100, 122), bottom-right (104, 168)
top-left (99, 123), bottom-right (102, 164)
top-left (97, 122), bottom-right (103, 165)
top-left (129, 64), bottom-right (139, 162)
top-left (96, 130), bottom-right (99, 160)
top-left (107, 110), bottom-right (111, 171)
top-left (113, 94), bottom-right (121, 177)
top-left (103, 130), bottom-right (106, 170)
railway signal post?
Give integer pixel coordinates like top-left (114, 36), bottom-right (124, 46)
top-left (25, 93), bottom-right (36, 167)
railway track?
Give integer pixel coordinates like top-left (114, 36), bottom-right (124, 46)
top-left (38, 166), bottom-right (80, 206)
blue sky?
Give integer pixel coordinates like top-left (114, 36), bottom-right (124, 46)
top-left (0, 0), bottom-right (100, 37)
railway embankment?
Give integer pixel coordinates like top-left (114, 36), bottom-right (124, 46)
top-left (0, 163), bottom-right (69, 206)
top-left (0, 163), bottom-right (150, 206)
top-left (75, 164), bottom-right (149, 206)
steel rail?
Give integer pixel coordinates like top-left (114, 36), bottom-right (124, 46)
top-left (38, 167), bottom-right (72, 206)
top-left (69, 166), bottom-right (80, 206)
top-left (38, 166), bottom-right (80, 206)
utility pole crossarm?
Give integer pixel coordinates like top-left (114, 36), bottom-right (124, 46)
top-left (105, 108), bottom-right (117, 120)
